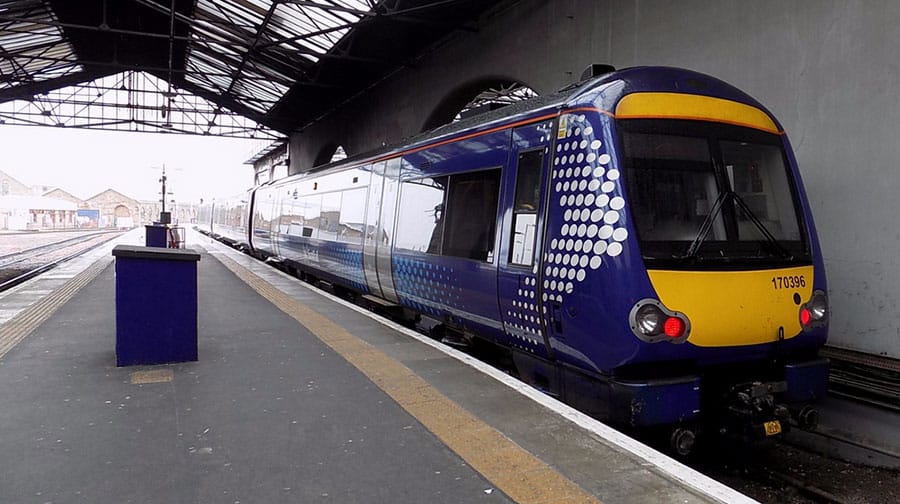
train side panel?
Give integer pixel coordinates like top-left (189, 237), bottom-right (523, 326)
top-left (393, 128), bottom-right (514, 341)
top-left (195, 201), bottom-right (213, 234)
top-left (210, 191), bottom-right (252, 249)
top-left (255, 168), bottom-right (372, 293)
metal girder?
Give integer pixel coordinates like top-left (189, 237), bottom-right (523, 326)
top-left (0, 70), bottom-right (282, 139)
top-left (0, 0), bottom-right (508, 136)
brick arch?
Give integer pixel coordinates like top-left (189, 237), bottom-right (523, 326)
top-left (421, 77), bottom-right (538, 132)
top-left (312, 143), bottom-right (348, 167)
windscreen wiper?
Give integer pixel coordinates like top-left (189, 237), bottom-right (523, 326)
top-left (730, 192), bottom-right (793, 259)
top-left (681, 189), bottom-right (731, 259)
top-left (681, 190), bottom-right (792, 260)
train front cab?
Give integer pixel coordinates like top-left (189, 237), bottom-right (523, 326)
top-left (595, 91), bottom-right (830, 447)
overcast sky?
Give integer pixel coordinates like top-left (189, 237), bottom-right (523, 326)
top-left (0, 125), bottom-right (264, 203)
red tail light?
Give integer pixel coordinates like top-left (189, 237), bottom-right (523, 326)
top-left (664, 316), bottom-right (685, 338)
top-left (800, 307), bottom-right (812, 326)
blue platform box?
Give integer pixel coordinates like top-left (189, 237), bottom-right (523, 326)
top-left (112, 244), bottom-right (201, 366)
top-left (145, 224), bottom-right (168, 247)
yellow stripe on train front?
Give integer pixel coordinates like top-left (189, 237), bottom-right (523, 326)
top-left (647, 266), bottom-right (814, 347)
top-left (615, 93), bottom-right (782, 134)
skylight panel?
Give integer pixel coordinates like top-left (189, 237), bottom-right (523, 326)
top-left (0, 0), bottom-right (81, 90)
top-left (183, 0), bottom-right (375, 113)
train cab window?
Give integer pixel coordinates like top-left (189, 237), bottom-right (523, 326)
top-left (442, 168), bottom-right (502, 261)
top-left (510, 150), bottom-right (544, 265)
top-left (620, 120), bottom-right (809, 267)
top-left (720, 141), bottom-right (801, 241)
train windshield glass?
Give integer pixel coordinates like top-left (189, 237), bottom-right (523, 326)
top-left (619, 120), bottom-right (809, 268)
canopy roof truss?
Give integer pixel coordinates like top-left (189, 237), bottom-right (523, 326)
top-left (0, 0), bottom-right (507, 137)
top-left (0, 70), bottom-right (281, 138)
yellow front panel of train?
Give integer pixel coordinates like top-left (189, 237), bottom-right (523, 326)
top-left (647, 266), bottom-right (814, 347)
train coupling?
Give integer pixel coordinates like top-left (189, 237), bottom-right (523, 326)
top-left (721, 381), bottom-right (793, 440)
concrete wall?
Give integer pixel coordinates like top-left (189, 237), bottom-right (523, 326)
top-left (290, 0), bottom-right (900, 359)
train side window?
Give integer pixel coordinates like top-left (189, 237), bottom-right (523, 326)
top-left (319, 192), bottom-right (342, 241)
top-left (442, 168), bottom-right (502, 261)
top-left (338, 187), bottom-right (367, 243)
top-left (301, 194), bottom-right (322, 238)
top-left (396, 177), bottom-right (447, 253)
top-left (510, 150), bottom-right (544, 265)
top-left (281, 185), bottom-right (303, 236)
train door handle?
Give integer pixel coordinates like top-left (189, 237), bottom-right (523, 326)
top-left (550, 302), bottom-right (563, 333)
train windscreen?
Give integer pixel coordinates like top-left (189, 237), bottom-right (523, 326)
top-left (619, 120), bottom-right (810, 269)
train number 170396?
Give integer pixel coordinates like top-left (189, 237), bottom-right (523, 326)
top-left (771, 275), bottom-right (806, 289)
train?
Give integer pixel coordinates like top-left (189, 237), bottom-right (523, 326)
top-left (197, 66), bottom-right (829, 455)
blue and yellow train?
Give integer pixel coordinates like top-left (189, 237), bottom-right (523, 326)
top-left (197, 66), bottom-right (829, 453)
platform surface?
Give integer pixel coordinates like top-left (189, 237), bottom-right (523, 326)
top-left (0, 229), bottom-right (755, 504)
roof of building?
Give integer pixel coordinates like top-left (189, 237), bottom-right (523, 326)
top-left (42, 187), bottom-right (84, 203)
top-left (85, 188), bottom-right (141, 206)
top-left (1, 0), bottom-right (509, 135)
top-left (0, 194), bottom-right (77, 211)
top-left (0, 169), bottom-right (31, 195)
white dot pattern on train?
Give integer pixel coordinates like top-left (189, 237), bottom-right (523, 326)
top-left (501, 114), bottom-right (628, 349)
top-left (544, 114), bottom-right (627, 303)
top-left (504, 263), bottom-right (543, 348)
top-left (393, 257), bottom-right (463, 316)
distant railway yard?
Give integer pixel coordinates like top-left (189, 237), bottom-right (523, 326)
top-left (0, 230), bottom-right (124, 291)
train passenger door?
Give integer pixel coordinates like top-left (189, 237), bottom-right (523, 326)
top-left (362, 159), bottom-right (401, 302)
top-left (497, 122), bottom-right (554, 359)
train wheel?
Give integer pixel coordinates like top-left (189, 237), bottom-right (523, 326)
top-left (671, 428), bottom-right (697, 457)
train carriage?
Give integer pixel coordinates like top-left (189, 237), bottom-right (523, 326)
top-left (198, 66), bottom-right (830, 452)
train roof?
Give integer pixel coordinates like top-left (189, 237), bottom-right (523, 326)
top-left (279, 66), bottom-right (778, 181)
top-left (302, 82), bottom-right (581, 176)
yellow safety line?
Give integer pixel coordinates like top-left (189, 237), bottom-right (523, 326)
top-left (216, 254), bottom-right (603, 504)
top-left (0, 257), bottom-right (113, 359)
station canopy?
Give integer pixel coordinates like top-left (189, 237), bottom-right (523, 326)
top-left (0, 0), bottom-right (506, 139)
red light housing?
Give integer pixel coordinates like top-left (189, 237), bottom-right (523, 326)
top-left (629, 299), bottom-right (691, 344)
top-left (800, 290), bottom-right (828, 330)
top-left (664, 316), bottom-right (685, 337)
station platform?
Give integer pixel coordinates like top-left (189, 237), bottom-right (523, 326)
top-left (0, 228), bottom-right (756, 504)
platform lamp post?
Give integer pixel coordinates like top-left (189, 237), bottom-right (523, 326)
top-left (154, 164), bottom-right (175, 225)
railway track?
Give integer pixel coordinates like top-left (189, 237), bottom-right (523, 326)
top-left (0, 231), bottom-right (123, 292)
top-left (754, 466), bottom-right (851, 504)
top-left (822, 346), bottom-right (900, 413)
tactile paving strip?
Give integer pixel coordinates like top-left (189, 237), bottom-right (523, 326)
top-left (214, 252), bottom-right (604, 504)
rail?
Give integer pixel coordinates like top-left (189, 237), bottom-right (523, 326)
top-left (0, 232), bottom-right (114, 268)
top-left (0, 232), bottom-right (123, 292)
top-left (821, 346), bottom-right (900, 412)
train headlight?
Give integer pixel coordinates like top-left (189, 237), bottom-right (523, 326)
top-left (635, 304), bottom-right (664, 336)
top-left (629, 299), bottom-right (690, 343)
top-left (800, 290), bottom-right (828, 329)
